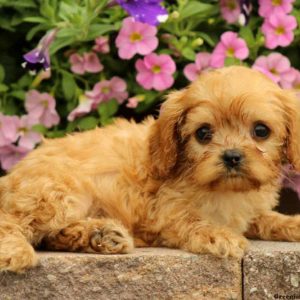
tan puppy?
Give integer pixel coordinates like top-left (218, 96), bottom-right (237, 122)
top-left (1, 66), bottom-right (300, 272)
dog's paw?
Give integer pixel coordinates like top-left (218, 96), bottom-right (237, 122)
top-left (0, 236), bottom-right (38, 273)
top-left (205, 231), bottom-right (249, 258)
top-left (89, 223), bottom-right (134, 254)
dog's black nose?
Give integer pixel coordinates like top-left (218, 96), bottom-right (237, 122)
top-left (222, 149), bottom-right (243, 168)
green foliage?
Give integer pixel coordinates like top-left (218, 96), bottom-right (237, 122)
top-left (0, 0), bottom-right (300, 145)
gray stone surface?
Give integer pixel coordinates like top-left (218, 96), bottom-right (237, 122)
top-left (0, 248), bottom-right (241, 300)
top-left (244, 241), bottom-right (300, 300)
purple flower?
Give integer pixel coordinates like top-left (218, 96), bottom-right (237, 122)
top-left (238, 0), bottom-right (252, 25)
top-left (116, 0), bottom-right (168, 25)
top-left (22, 29), bottom-right (57, 74)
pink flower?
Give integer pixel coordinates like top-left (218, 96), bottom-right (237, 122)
top-left (279, 67), bottom-right (298, 89)
top-left (0, 114), bottom-right (19, 147)
top-left (220, 0), bottom-right (240, 24)
top-left (0, 145), bottom-right (30, 171)
top-left (69, 52), bottom-right (103, 74)
top-left (126, 97), bottom-right (139, 108)
top-left (258, 0), bottom-right (295, 17)
top-left (252, 53), bottom-right (293, 86)
top-left (16, 115), bottom-right (42, 149)
top-left (135, 53), bottom-right (176, 91)
top-left (116, 17), bottom-right (158, 60)
top-left (126, 95), bottom-right (145, 108)
top-left (68, 77), bottom-right (128, 122)
top-left (291, 69), bottom-right (300, 90)
top-left (93, 36), bottom-right (110, 54)
top-left (210, 31), bottom-right (249, 68)
top-left (184, 52), bottom-right (212, 81)
top-left (25, 90), bottom-right (60, 128)
top-left (67, 95), bottom-right (94, 122)
top-left (261, 13), bottom-right (297, 49)
top-left (86, 77), bottom-right (128, 105)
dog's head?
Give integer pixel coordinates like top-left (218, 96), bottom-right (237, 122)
top-left (149, 66), bottom-right (300, 192)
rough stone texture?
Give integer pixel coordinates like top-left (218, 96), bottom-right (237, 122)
top-left (0, 248), bottom-right (241, 300)
top-left (244, 241), bottom-right (300, 300)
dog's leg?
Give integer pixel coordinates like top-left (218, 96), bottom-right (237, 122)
top-left (157, 219), bottom-right (249, 258)
top-left (43, 218), bottom-right (134, 254)
top-left (245, 211), bottom-right (300, 241)
top-left (0, 222), bottom-right (38, 272)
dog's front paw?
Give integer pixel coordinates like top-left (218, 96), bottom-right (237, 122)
top-left (89, 222), bottom-right (134, 254)
top-left (205, 231), bottom-right (249, 258)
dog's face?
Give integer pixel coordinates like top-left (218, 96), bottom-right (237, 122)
top-left (149, 66), bottom-right (300, 192)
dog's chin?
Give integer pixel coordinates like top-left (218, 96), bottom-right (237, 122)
top-left (207, 171), bottom-right (262, 192)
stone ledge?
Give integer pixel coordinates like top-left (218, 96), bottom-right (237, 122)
top-left (244, 241), bottom-right (300, 300)
top-left (2, 242), bottom-right (300, 300)
top-left (0, 248), bottom-right (241, 300)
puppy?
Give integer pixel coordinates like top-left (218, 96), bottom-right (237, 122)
top-left (1, 66), bottom-right (300, 272)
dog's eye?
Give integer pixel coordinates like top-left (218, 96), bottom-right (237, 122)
top-left (196, 125), bottom-right (213, 144)
top-left (252, 123), bottom-right (270, 140)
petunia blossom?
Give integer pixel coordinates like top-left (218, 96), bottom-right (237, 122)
top-left (126, 95), bottom-right (145, 108)
top-left (184, 52), bottom-right (212, 81)
top-left (116, 17), bottom-right (158, 60)
top-left (67, 95), bottom-right (94, 122)
top-left (135, 53), bottom-right (176, 91)
top-left (258, 0), bottom-right (295, 17)
top-left (69, 52), bottom-right (103, 75)
top-left (25, 90), bottom-right (60, 128)
top-left (239, 0), bottom-right (252, 25)
top-left (0, 145), bottom-right (30, 171)
top-left (16, 115), bottom-right (42, 149)
top-left (22, 29), bottom-right (57, 74)
top-left (85, 77), bottom-right (128, 106)
top-left (93, 36), bottom-right (110, 54)
top-left (261, 13), bottom-right (297, 49)
top-left (290, 69), bottom-right (300, 90)
top-left (252, 53), bottom-right (294, 86)
top-left (116, 0), bottom-right (168, 25)
top-left (220, 0), bottom-right (240, 24)
top-left (0, 114), bottom-right (19, 147)
top-left (210, 31), bottom-right (249, 68)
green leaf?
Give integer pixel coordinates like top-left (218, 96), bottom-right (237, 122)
top-left (32, 124), bottom-right (48, 134)
top-left (49, 37), bottom-right (75, 54)
top-left (224, 57), bottom-right (241, 67)
top-left (97, 99), bottom-right (119, 118)
top-left (0, 0), bottom-right (36, 8)
top-left (56, 28), bottom-right (81, 38)
top-left (77, 116), bottom-right (98, 130)
top-left (23, 16), bottom-right (48, 23)
top-left (46, 131), bottom-right (65, 138)
top-left (10, 90), bottom-right (25, 101)
top-left (66, 120), bottom-right (79, 133)
top-left (40, 0), bottom-right (56, 20)
top-left (0, 83), bottom-right (8, 93)
top-left (62, 72), bottom-right (76, 101)
top-left (26, 23), bottom-right (51, 40)
top-left (85, 24), bottom-right (117, 41)
top-left (0, 65), bottom-right (5, 83)
top-left (99, 117), bottom-right (114, 126)
top-left (182, 47), bottom-right (196, 61)
top-left (98, 100), bottom-right (119, 126)
top-left (239, 26), bottom-right (255, 48)
top-left (17, 74), bottom-right (32, 88)
top-left (198, 32), bottom-right (216, 47)
top-left (179, 2), bottom-right (214, 20)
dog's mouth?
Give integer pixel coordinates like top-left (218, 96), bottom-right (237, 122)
top-left (208, 169), bottom-right (261, 191)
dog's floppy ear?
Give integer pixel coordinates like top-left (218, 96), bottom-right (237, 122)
top-left (148, 90), bottom-right (186, 179)
top-left (281, 91), bottom-right (300, 171)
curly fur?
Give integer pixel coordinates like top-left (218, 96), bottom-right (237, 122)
top-left (1, 66), bottom-right (300, 272)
